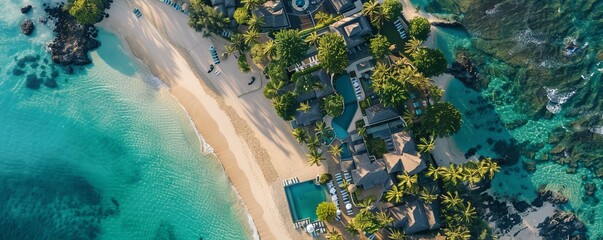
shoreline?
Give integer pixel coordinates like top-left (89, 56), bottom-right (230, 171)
top-left (100, 0), bottom-right (326, 239)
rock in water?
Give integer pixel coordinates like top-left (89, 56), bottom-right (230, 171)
top-left (21, 5), bottom-right (32, 14)
top-left (44, 6), bottom-right (100, 65)
top-left (20, 20), bottom-right (34, 35)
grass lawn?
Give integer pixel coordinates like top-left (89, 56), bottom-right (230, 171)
top-left (372, 20), bottom-right (407, 53)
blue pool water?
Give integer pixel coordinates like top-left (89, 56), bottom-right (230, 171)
top-left (332, 75), bottom-right (359, 139)
top-left (340, 142), bottom-right (352, 159)
top-left (295, 0), bottom-right (305, 7)
top-left (284, 181), bottom-right (327, 222)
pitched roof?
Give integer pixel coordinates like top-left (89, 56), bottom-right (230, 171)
top-left (383, 132), bottom-right (425, 175)
top-left (340, 159), bottom-right (355, 171)
top-left (255, 1), bottom-right (290, 29)
top-left (389, 197), bottom-right (441, 234)
top-left (351, 160), bottom-right (388, 189)
top-left (328, 0), bottom-right (355, 13)
top-left (365, 103), bottom-right (399, 125)
top-left (329, 13), bottom-right (371, 48)
top-left (293, 100), bottom-right (323, 127)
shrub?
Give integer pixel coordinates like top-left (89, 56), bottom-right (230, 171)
top-left (69, 0), bottom-right (104, 25)
top-left (369, 34), bottom-right (391, 59)
top-left (318, 173), bottom-right (332, 184)
top-left (233, 8), bottom-right (249, 25)
top-left (273, 92), bottom-right (298, 120)
top-left (238, 56), bottom-right (251, 73)
top-left (316, 202), bottom-right (337, 222)
top-left (411, 48), bottom-right (448, 77)
top-left (408, 17), bottom-right (431, 41)
top-left (322, 94), bottom-right (344, 117)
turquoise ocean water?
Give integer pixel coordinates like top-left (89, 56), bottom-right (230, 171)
top-left (0, 1), bottom-right (255, 239)
top-left (428, 3), bottom-right (603, 238)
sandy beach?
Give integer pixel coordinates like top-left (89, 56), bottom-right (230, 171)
top-left (100, 1), bottom-right (326, 239)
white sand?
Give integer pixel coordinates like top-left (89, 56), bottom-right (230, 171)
top-left (100, 1), bottom-right (327, 239)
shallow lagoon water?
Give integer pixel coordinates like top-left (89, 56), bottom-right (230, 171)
top-left (0, 1), bottom-right (255, 239)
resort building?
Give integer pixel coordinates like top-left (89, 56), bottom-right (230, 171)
top-left (365, 103), bottom-right (401, 126)
top-left (383, 132), bottom-right (426, 175)
top-left (388, 196), bottom-right (442, 234)
top-left (292, 100), bottom-right (323, 128)
top-left (254, 0), bottom-right (291, 30)
top-left (210, 0), bottom-right (237, 28)
top-left (351, 160), bottom-right (389, 189)
top-left (329, 13), bottom-right (372, 49)
top-left (328, 0), bottom-right (355, 14)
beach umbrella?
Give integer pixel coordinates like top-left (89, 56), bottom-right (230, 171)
top-left (347, 184), bottom-right (357, 193)
top-left (331, 195), bottom-right (338, 201)
top-left (306, 224), bottom-right (315, 233)
top-left (346, 203), bottom-right (352, 210)
top-left (330, 188), bottom-right (336, 194)
top-left (337, 209), bottom-right (341, 215)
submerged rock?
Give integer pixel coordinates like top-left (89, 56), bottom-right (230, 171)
top-left (21, 5), bottom-right (32, 14)
top-left (20, 19), bottom-right (34, 35)
top-left (538, 210), bottom-right (587, 240)
top-left (25, 74), bottom-right (42, 89)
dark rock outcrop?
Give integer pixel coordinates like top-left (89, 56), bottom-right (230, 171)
top-left (447, 52), bottom-right (482, 90)
top-left (20, 19), bottom-right (34, 35)
top-left (21, 5), bottom-right (32, 14)
top-left (538, 211), bottom-right (587, 240)
top-left (44, 4), bottom-right (100, 65)
top-left (532, 186), bottom-right (568, 206)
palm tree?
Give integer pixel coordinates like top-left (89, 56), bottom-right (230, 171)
top-left (484, 158), bottom-right (501, 180)
top-left (230, 34), bottom-right (247, 53)
top-left (385, 184), bottom-right (404, 203)
top-left (326, 228), bottom-right (343, 240)
top-left (388, 228), bottom-right (405, 240)
top-left (441, 164), bottom-right (464, 185)
top-left (370, 8), bottom-right (391, 29)
top-left (402, 110), bottom-right (414, 128)
top-left (307, 135), bottom-right (320, 150)
top-left (339, 178), bottom-right (350, 190)
top-left (419, 186), bottom-right (438, 204)
top-left (345, 221), bottom-right (359, 236)
top-left (357, 198), bottom-right (374, 212)
top-left (443, 226), bottom-right (471, 240)
top-left (243, 29), bottom-right (260, 46)
top-left (357, 126), bottom-right (367, 138)
top-left (417, 136), bottom-right (435, 153)
top-left (247, 14), bottom-right (264, 31)
top-left (298, 102), bottom-right (311, 112)
top-left (292, 128), bottom-right (308, 144)
top-left (397, 172), bottom-right (418, 191)
top-left (307, 148), bottom-right (325, 166)
top-left (314, 11), bottom-right (332, 25)
top-left (242, 0), bottom-right (262, 11)
top-left (362, 0), bottom-right (380, 20)
top-left (404, 38), bottom-right (423, 55)
top-left (315, 121), bottom-right (326, 135)
top-left (425, 165), bottom-right (441, 180)
top-left (263, 80), bottom-right (284, 99)
top-left (305, 31), bottom-right (321, 46)
top-left (460, 201), bottom-right (477, 224)
top-left (223, 44), bottom-right (237, 59)
top-left (262, 40), bottom-right (276, 61)
top-left (441, 191), bottom-right (463, 210)
top-left (376, 211), bottom-right (394, 227)
top-left (328, 144), bottom-right (343, 159)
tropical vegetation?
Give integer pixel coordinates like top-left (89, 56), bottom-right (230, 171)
top-left (316, 202), bottom-right (337, 221)
top-left (408, 17), bottom-right (431, 41)
top-left (411, 47), bottom-right (448, 77)
top-left (422, 102), bottom-right (462, 137)
top-left (369, 34), bottom-right (392, 59)
top-left (322, 94), bottom-right (344, 117)
top-left (68, 0), bottom-right (104, 25)
top-left (274, 29), bottom-right (308, 66)
top-left (272, 92), bottom-right (298, 121)
top-left (188, 0), bottom-right (230, 33)
top-left (317, 33), bottom-right (348, 74)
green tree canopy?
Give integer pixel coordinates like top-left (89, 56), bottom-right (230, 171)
top-left (316, 202), bottom-right (337, 221)
top-left (369, 34), bottom-right (391, 59)
top-left (381, 0), bottom-right (403, 19)
top-left (189, 0), bottom-right (230, 33)
top-left (237, 56), bottom-right (251, 73)
top-left (233, 7), bottom-right (250, 25)
top-left (274, 29), bottom-right (308, 66)
top-left (353, 210), bottom-right (381, 234)
top-left (411, 48), bottom-right (448, 77)
top-left (370, 62), bottom-right (407, 107)
top-left (322, 94), bottom-right (344, 117)
top-left (317, 33), bottom-right (348, 74)
top-left (408, 17), bottom-right (431, 41)
top-left (265, 62), bottom-right (288, 83)
top-left (423, 102), bottom-right (462, 137)
top-left (273, 92), bottom-right (298, 120)
top-left (295, 75), bottom-right (320, 94)
top-left (69, 0), bottom-right (104, 25)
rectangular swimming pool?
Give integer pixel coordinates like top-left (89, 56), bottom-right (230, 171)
top-left (284, 180), bottom-right (327, 222)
